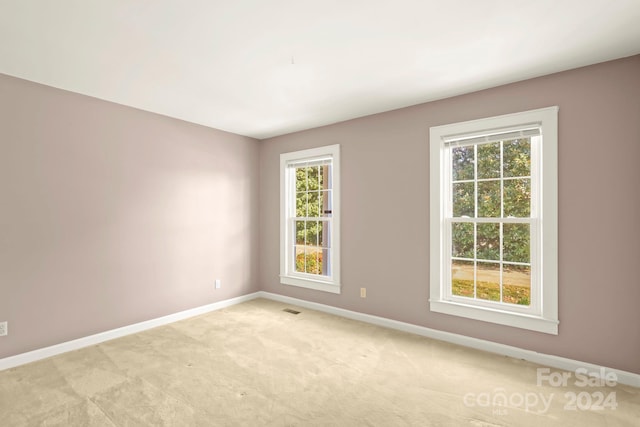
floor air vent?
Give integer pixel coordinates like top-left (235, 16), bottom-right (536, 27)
top-left (282, 308), bottom-right (301, 315)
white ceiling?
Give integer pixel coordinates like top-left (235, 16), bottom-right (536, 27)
top-left (1, 1), bottom-right (639, 139)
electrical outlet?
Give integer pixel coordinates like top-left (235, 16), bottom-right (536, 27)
top-left (360, 288), bottom-right (366, 298)
top-left (215, 279), bottom-right (221, 289)
top-left (0, 321), bottom-right (7, 337)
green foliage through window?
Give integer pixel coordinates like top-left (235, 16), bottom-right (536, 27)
top-left (449, 138), bottom-right (532, 306)
top-left (294, 164), bottom-right (332, 276)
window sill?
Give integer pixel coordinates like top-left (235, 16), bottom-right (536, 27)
top-left (280, 275), bottom-right (341, 294)
top-left (429, 299), bottom-right (558, 335)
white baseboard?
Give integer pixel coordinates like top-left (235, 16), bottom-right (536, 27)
top-left (0, 292), bottom-right (261, 372)
top-left (3, 290), bottom-right (638, 389)
top-left (258, 291), bottom-right (640, 388)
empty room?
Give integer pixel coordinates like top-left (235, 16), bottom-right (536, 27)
top-left (1, 1), bottom-right (639, 426)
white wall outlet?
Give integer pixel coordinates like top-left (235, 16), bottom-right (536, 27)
top-left (360, 288), bottom-right (366, 298)
top-left (215, 279), bottom-right (221, 289)
top-left (0, 321), bottom-right (7, 337)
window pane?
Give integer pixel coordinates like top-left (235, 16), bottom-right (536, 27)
top-left (295, 221), bottom-right (306, 245)
top-left (307, 166), bottom-right (320, 191)
top-left (476, 262), bottom-right (500, 302)
top-left (307, 191), bottom-right (319, 217)
top-left (477, 223), bottom-right (500, 261)
top-left (305, 248), bottom-right (321, 274)
top-left (318, 220), bottom-right (330, 248)
top-left (295, 167), bottom-right (308, 191)
top-left (477, 142), bottom-right (500, 179)
top-left (503, 138), bottom-right (531, 178)
top-left (503, 178), bottom-right (530, 217)
top-left (294, 246), bottom-right (306, 273)
top-left (452, 222), bottom-right (474, 258)
top-left (305, 220), bottom-right (319, 247)
top-left (477, 181), bottom-right (500, 217)
top-left (296, 192), bottom-right (307, 217)
top-left (502, 264), bottom-right (531, 306)
top-left (453, 182), bottom-right (474, 217)
top-left (452, 260), bottom-right (474, 298)
top-left (318, 164), bottom-right (324, 189)
top-left (503, 224), bottom-right (530, 263)
top-left (452, 146), bottom-right (474, 181)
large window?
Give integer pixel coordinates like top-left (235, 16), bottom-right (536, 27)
top-left (280, 145), bottom-right (340, 293)
top-left (430, 107), bottom-right (558, 334)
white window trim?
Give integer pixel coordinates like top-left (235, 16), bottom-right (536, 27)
top-left (429, 107), bottom-right (558, 334)
top-left (280, 144), bottom-right (341, 294)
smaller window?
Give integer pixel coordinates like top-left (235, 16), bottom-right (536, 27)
top-left (280, 145), bottom-right (341, 293)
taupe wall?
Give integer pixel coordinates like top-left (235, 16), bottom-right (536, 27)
top-left (2, 56), bottom-right (639, 375)
top-left (0, 74), bottom-right (260, 358)
top-left (259, 55), bottom-right (640, 374)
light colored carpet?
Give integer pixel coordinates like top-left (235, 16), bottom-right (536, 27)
top-left (0, 298), bottom-right (638, 426)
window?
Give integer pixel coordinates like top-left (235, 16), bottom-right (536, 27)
top-left (280, 145), bottom-right (341, 293)
top-left (429, 107), bottom-right (558, 334)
